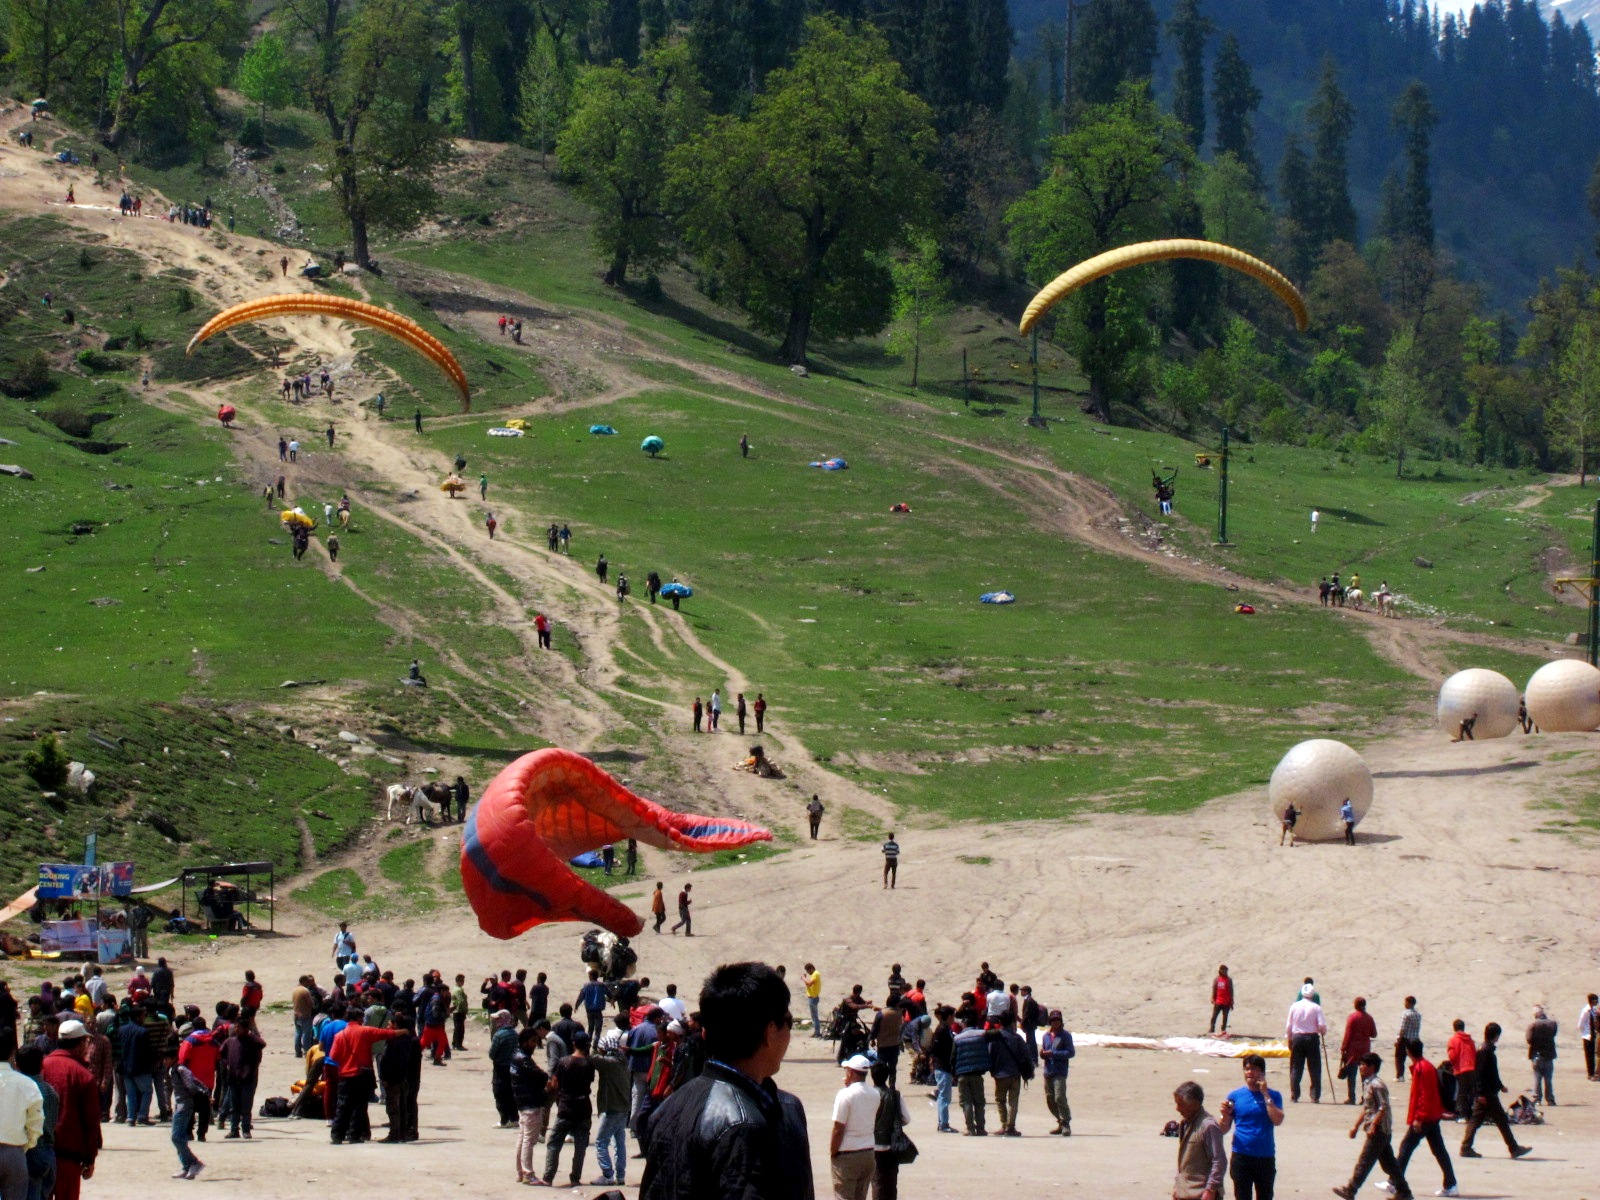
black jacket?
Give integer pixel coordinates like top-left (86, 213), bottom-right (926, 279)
top-left (1476, 1040), bottom-right (1504, 1095)
top-left (639, 1060), bottom-right (813, 1200)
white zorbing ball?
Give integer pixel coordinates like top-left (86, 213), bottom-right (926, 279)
top-left (1267, 739), bottom-right (1373, 842)
top-left (1525, 659), bottom-right (1600, 733)
top-left (1437, 669), bottom-right (1520, 740)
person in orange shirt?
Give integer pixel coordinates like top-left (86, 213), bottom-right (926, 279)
top-left (328, 1009), bottom-right (405, 1145)
top-left (1446, 1019), bottom-right (1478, 1122)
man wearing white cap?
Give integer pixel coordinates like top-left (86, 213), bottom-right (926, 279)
top-left (830, 1054), bottom-right (878, 1199)
top-left (40, 1019), bottom-right (100, 1199)
top-left (1285, 984), bottom-right (1327, 1103)
top-left (0, 1025), bottom-right (45, 1198)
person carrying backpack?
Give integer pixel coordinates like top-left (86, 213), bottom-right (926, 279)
top-left (871, 1060), bottom-right (913, 1200)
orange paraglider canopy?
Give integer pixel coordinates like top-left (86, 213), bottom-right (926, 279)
top-left (462, 748), bottom-right (772, 939)
top-left (186, 294), bottom-right (471, 410)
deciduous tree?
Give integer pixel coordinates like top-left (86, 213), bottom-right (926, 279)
top-left (885, 236), bottom-right (951, 389)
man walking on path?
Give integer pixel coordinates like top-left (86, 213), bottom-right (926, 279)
top-left (1286, 984), bottom-right (1327, 1102)
top-left (479, 473), bottom-right (488, 500)
top-left (670, 884), bottom-right (692, 936)
top-left (1391, 1039), bottom-right (1458, 1198)
top-left (736, 692), bottom-right (748, 734)
top-left (1210, 966), bottom-right (1234, 1035)
top-left (1525, 1005), bottom-right (1558, 1105)
top-left (989, 1012), bottom-right (1032, 1135)
top-left (708, 690), bottom-right (721, 731)
top-left (41, 1020), bottom-right (100, 1197)
top-left (881, 833), bottom-right (900, 889)
top-left (754, 693), bottom-right (767, 733)
top-left (1341, 998), bottom-right (1378, 1105)
top-left (807, 795), bottom-right (824, 839)
top-left (578, 972), bottom-right (608, 1041)
top-left (1332, 1053), bottom-right (1411, 1200)
top-left (1458, 1022), bottom-right (1532, 1159)
top-left (1395, 998), bottom-right (1421, 1081)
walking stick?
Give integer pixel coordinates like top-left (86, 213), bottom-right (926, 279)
top-left (1321, 1034), bottom-right (1335, 1100)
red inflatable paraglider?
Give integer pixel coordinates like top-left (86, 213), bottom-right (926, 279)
top-left (462, 748), bottom-right (772, 939)
top-left (217, 404), bottom-right (236, 427)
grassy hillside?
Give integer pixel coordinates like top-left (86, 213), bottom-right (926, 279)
top-left (0, 698), bottom-right (375, 897)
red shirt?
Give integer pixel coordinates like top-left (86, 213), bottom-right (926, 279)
top-left (1342, 1010), bottom-right (1377, 1059)
top-left (329, 1024), bottom-right (403, 1077)
top-left (1406, 1057), bottom-right (1444, 1124)
top-left (1213, 975), bottom-right (1234, 1007)
top-left (178, 1030), bottom-right (220, 1090)
top-left (40, 1049), bottom-right (101, 1164)
top-left (1447, 1031), bottom-right (1478, 1074)
top-left (242, 982), bottom-right (263, 1009)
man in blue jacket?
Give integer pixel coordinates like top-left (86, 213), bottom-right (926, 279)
top-left (1041, 1009), bottom-right (1076, 1135)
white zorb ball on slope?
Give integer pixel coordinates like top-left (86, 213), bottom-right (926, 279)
top-left (1525, 659), bottom-right (1600, 733)
top-left (1437, 669), bottom-right (1520, 740)
top-left (1267, 739), bottom-right (1373, 842)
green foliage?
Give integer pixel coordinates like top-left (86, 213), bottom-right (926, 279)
top-left (885, 236), bottom-right (952, 389)
top-left (1007, 84), bottom-right (1192, 420)
top-left (1, 349), bottom-right (52, 397)
top-left (669, 16), bottom-right (937, 364)
top-left (104, 1), bottom-right (250, 151)
top-left (556, 41), bottom-right (707, 286)
top-left (1166, 0), bottom-right (1212, 151)
top-left (1302, 57), bottom-right (1358, 259)
top-left (236, 32), bottom-right (297, 126)
top-left (1197, 151), bottom-right (1271, 256)
top-left (1210, 32), bottom-right (1260, 177)
top-left (1548, 314), bottom-right (1600, 484)
top-left (516, 25), bottom-right (573, 166)
top-left (1072, 0), bottom-right (1158, 107)
top-left (22, 732), bottom-right (69, 788)
top-left (1370, 328), bottom-right (1432, 476)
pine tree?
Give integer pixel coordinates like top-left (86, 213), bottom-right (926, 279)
top-left (1166, 0), bottom-right (1211, 152)
top-left (919, 0), bottom-right (973, 133)
top-left (1071, 0), bottom-right (1157, 108)
top-left (1389, 81), bottom-right (1435, 250)
top-left (1305, 57), bottom-right (1358, 254)
top-left (1210, 33), bottom-right (1259, 178)
top-left (968, 0), bottom-right (1012, 116)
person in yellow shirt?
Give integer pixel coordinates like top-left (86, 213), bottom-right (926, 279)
top-left (804, 965), bottom-right (824, 1039)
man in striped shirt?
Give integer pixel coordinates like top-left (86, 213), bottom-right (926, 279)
top-left (881, 835), bottom-right (900, 889)
top-left (1395, 998), bottom-right (1421, 1081)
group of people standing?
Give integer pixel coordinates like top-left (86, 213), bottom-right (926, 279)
top-left (690, 690), bottom-right (767, 734)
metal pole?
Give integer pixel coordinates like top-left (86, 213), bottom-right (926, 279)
top-left (1589, 498), bottom-right (1600, 667)
top-left (1031, 329), bottom-right (1040, 422)
top-left (1217, 425), bottom-right (1230, 544)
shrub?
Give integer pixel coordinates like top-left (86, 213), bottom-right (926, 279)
top-left (76, 349), bottom-right (135, 373)
top-left (23, 732), bottom-right (70, 789)
top-left (0, 350), bottom-right (52, 397)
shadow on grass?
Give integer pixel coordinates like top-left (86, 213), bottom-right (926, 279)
top-left (1316, 507), bottom-right (1387, 526)
top-left (585, 749), bottom-right (648, 765)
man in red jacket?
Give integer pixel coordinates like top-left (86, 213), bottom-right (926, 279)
top-left (1445, 1019), bottom-right (1477, 1122)
top-left (41, 1019), bottom-right (101, 1199)
top-left (1340, 998), bottom-right (1378, 1104)
top-left (173, 1019), bottom-right (219, 1179)
top-left (329, 1009), bottom-right (405, 1144)
top-left (1391, 1039), bottom-right (1458, 1197)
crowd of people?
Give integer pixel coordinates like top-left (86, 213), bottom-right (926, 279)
top-left (0, 936), bottom-right (1593, 1200)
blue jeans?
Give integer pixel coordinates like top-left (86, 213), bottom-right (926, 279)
top-left (1531, 1056), bottom-right (1555, 1104)
top-left (808, 996), bottom-right (822, 1036)
top-left (294, 1015), bottom-right (315, 1056)
top-left (594, 1110), bottom-right (628, 1182)
top-left (934, 1068), bottom-right (953, 1129)
top-left (172, 1091), bottom-right (201, 1171)
top-left (127, 1073), bottom-right (154, 1123)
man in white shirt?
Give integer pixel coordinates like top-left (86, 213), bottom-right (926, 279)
top-left (332, 922), bottom-right (356, 969)
top-left (657, 984), bottom-right (688, 1025)
top-left (830, 1054), bottom-right (878, 1200)
top-left (0, 1025), bottom-right (45, 1197)
top-left (1285, 983), bottom-right (1328, 1103)
top-left (1580, 993), bottom-right (1598, 1082)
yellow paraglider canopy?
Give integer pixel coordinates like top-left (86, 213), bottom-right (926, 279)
top-left (187, 294), bottom-right (471, 410)
top-left (1019, 239), bottom-right (1309, 335)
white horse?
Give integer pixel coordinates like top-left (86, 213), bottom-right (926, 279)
top-left (1345, 587), bottom-right (1365, 611)
top-left (385, 783), bottom-right (442, 825)
top-left (1374, 590), bottom-right (1397, 618)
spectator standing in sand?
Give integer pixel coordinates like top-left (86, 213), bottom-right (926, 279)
top-left (1173, 1080), bottom-right (1225, 1200)
top-left (1525, 1005), bottom-right (1558, 1105)
top-left (42, 1019), bottom-right (100, 1196)
top-left (1286, 984), bottom-right (1327, 1103)
top-left (1218, 1054), bottom-right (1282, 1200)
top-left (333, 922), bottom-right (356, 971)
top-left (543, 1031), bottom-right (595, 1187)
top-left (1340, 998), bottom-right (1378, 1105)
top-left (1446, 1019), bottom-right (1477, 1124)
top-left (754, 693), bottom-right (767, 733)
top-left (881, 833), bottom-right (900, 889)
top-left (1041, 1009), bottom-right (1074, 1135)
top-left (670, 884), bottom-right (692, 936)
top-left (1331, 1053), bottom-right (1410, 1200)
top-left (1391, 1039), bottom-right (1457, 1197)
top-left (830, 1054), bottom-right (878, 1199)
top-left (1, 1026), bottom-right (45, 1191)
top-left (952, 1018), bottom-right (990, 1136)
top-left (801, 965), bottom-right (823, 1039)
top-left (1395, 998), bottom-right (1421, 1081)
top-left (807, 794), bottom-right (824, 839)
top-left (1210, 966), bottom-right (1234, 1035)
top-left (1580, 993), bottom-right (1599, 1081)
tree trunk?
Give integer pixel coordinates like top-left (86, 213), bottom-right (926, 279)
top-left (779, 295), bottom-right (813, 365)
top-left (1082, 376), bottom-right (1110, 422)
top-left (1396, 447), bottom-right (1405, 479)
top-left (910, 338), bottom-right (920, 389)
top-left (603, 250), bottom-right (629, 287)
top-left (459, 16), bottom-right (479, 139)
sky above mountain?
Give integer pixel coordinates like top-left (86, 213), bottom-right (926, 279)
top-left (1439, 0), bottom-right (1597, 29)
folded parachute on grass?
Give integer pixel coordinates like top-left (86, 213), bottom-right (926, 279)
top-left (187, 295), bottom-right (471, 410)
top-left (462, 748), bottom-right (771, 939)
top-left (809, 457), bottom-right (847, 470)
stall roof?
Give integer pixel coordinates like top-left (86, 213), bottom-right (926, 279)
top-left (180, 862), bottom-right (273, 878)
